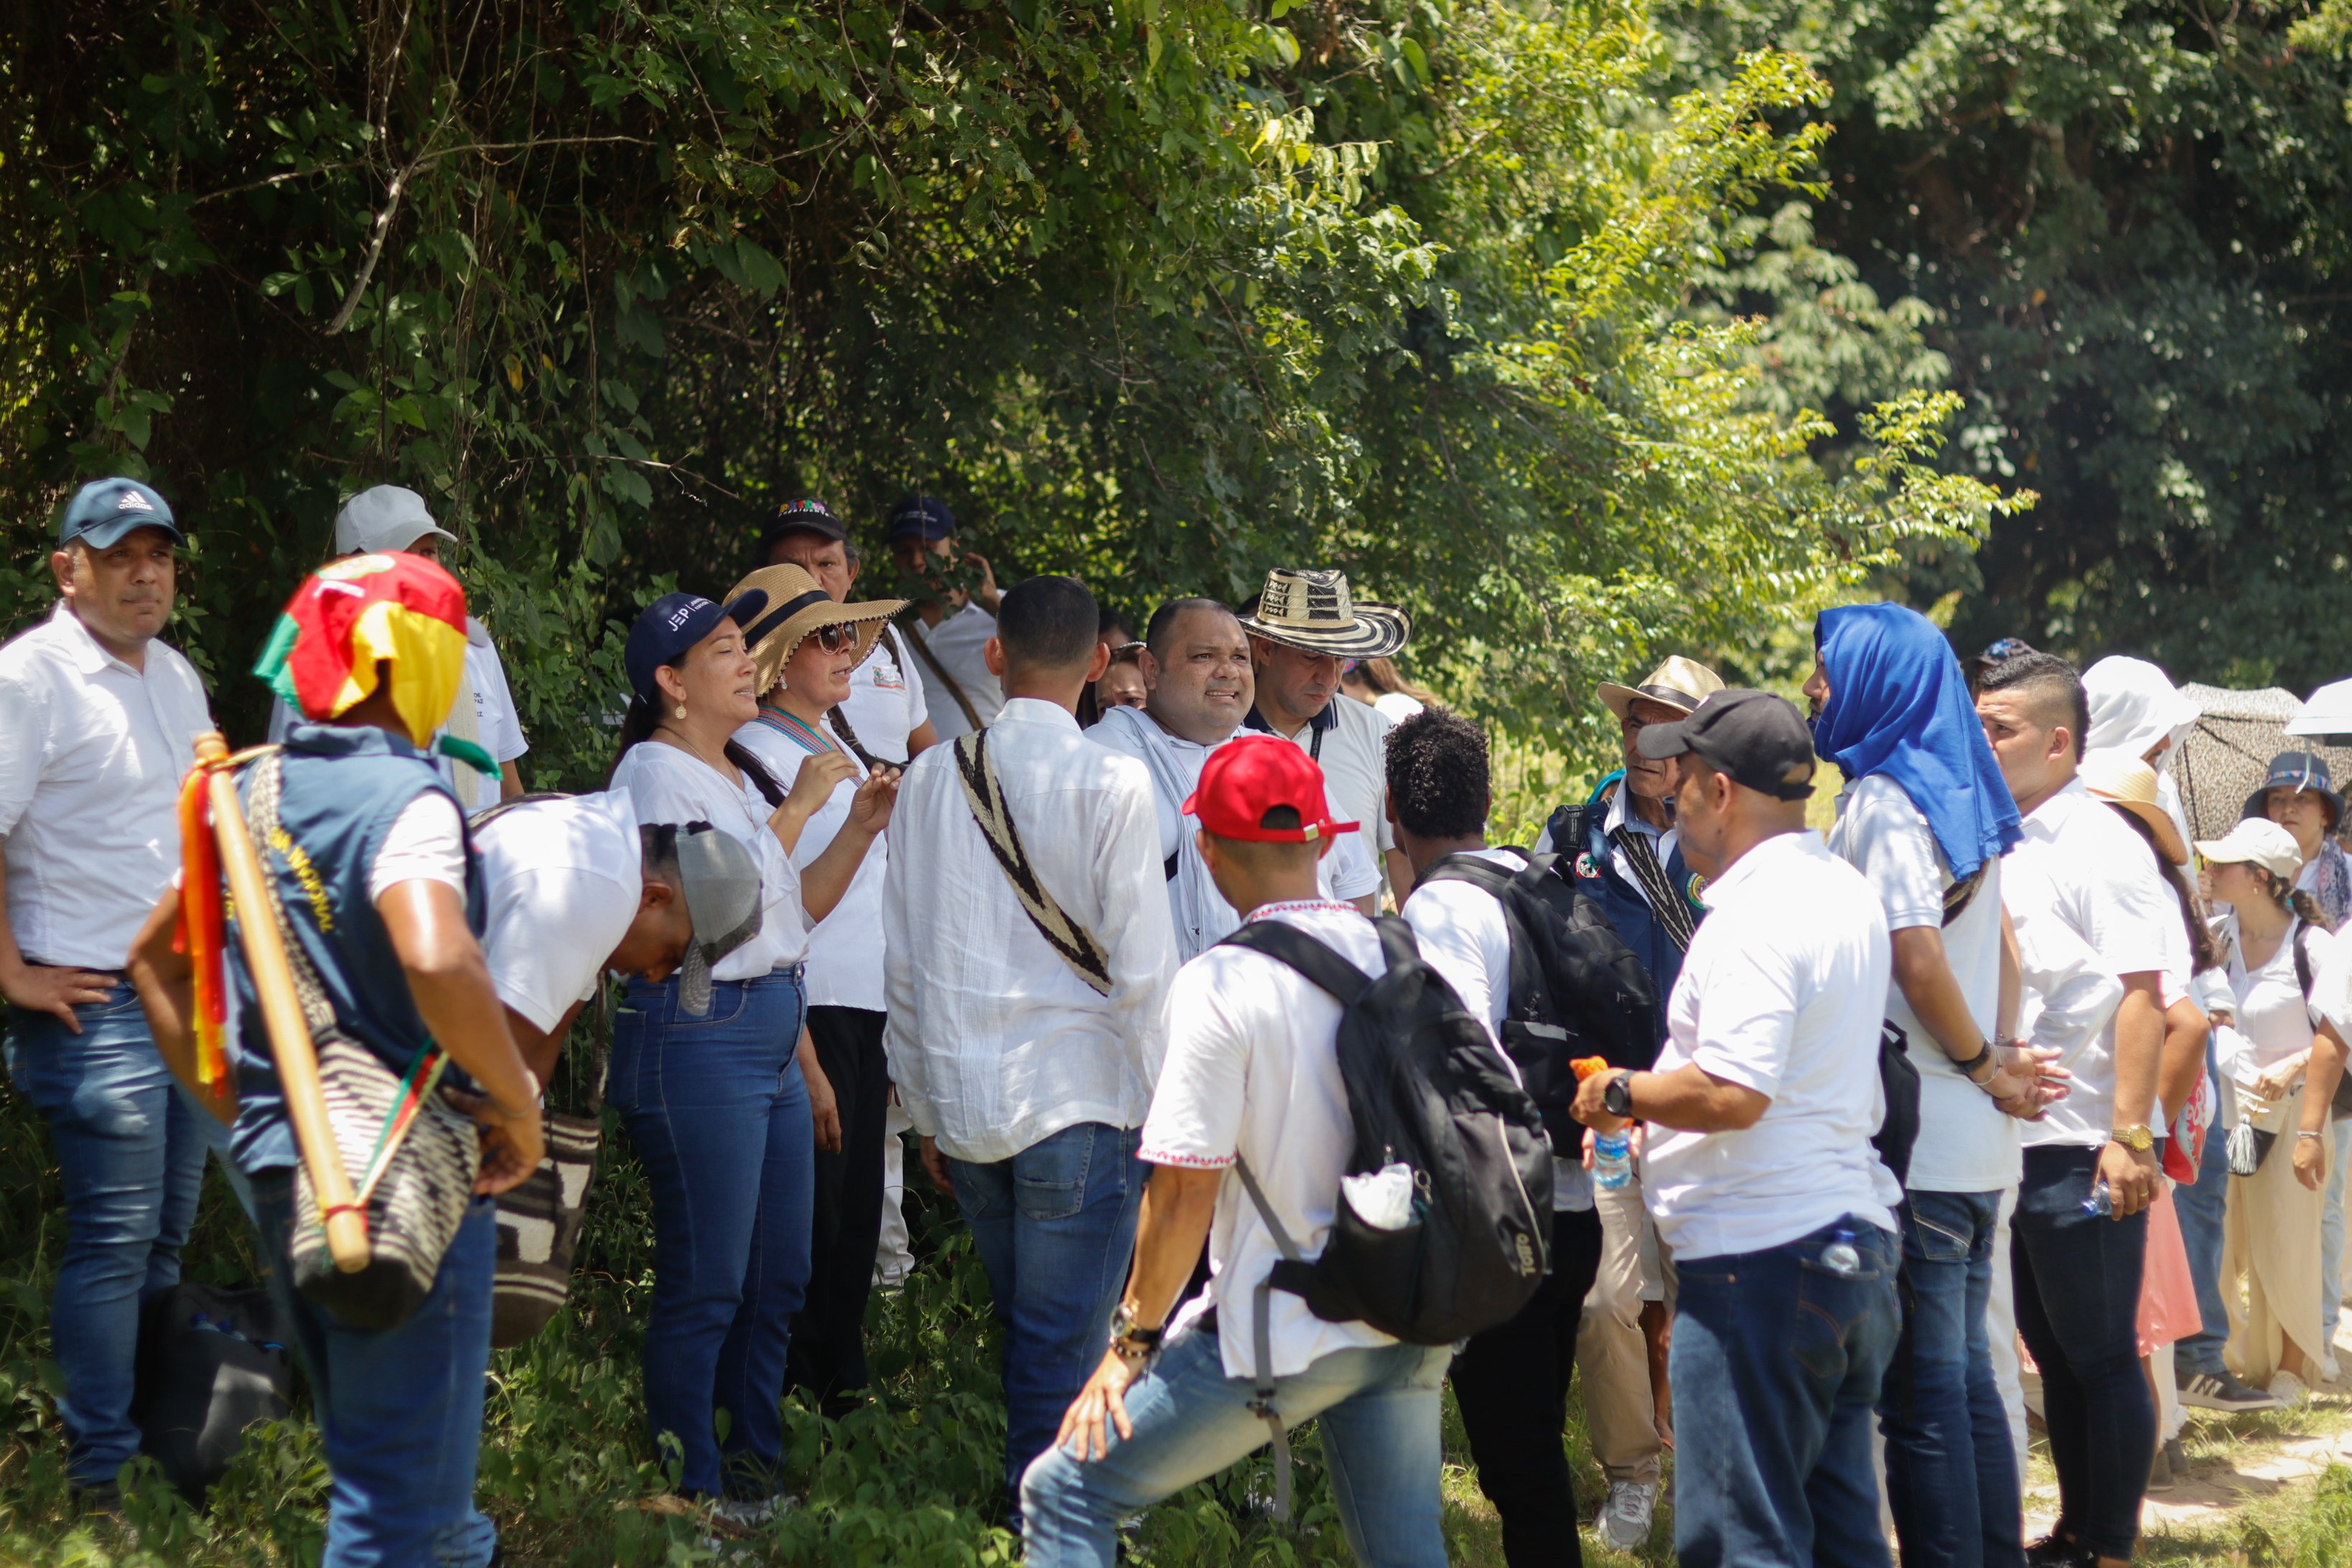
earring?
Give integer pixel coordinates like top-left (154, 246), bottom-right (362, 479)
top-left (674, 703), bottom-right (687, 719)
top-left (775, 676), bottom-right (787, 693)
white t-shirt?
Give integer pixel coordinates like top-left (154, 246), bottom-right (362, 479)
top-left (839, 630), bottom-right (928, 763)
top-left (1825, 774), bottom-right (2019, 1193)
top-left (1254, 696), bottom-right (1397, 890)
top-left (1372, 691), bottom-right (1424, 724)
top-left (734, 711), bottom-right (886, 1012)
top-left (367, 793), bottom-right (468, 902)
top-left (610, 740), bottom-right (807, 977)
top-left (905, 602), bottom-right (1002, 739)
top-left (1401, 846), bottom-right (1592, 1213)
top-left (474, 792), bottom-right (641, 1032)
top-left (1139, 900), bottom-right (1398, 1378)
top-left (1642, 831), bottom-right (1900, 1261)
top-left (2004, 780), bottom-right (2177, 1147)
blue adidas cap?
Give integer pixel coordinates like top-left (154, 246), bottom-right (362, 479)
top-left (60, 477), bottom-right (182, 551)
top-left (625, 589), bottom-right (770, 701)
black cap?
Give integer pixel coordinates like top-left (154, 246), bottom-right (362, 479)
top-left (1635, 689), bottom-right (1818, 801)
top-left (624, 589), bottom-right (770, 700)
top-left (760, 497), bottom-right (846, 550)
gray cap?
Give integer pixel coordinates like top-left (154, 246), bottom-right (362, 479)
top-left (335, 485), bottom-right (457, 556)
top-left (673, 824), bottom-right (764, 1017)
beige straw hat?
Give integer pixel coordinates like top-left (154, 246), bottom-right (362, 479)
top-left (725, 564), bottom-right (906, 698)
top-left (1597, 655), bottom-right (1726, 722)
top-left (2080, 747), bottom-right (2188, 866)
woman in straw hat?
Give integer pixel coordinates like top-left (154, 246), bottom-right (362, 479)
top-left (2199, 817), bottom-right (2351, 1407)
top-left (727, 563), bottom-right (910, 1421)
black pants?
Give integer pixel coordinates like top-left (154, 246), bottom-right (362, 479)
top-left (1450, 1205), bottom-right (1607, 1568)
top-left (782, 1005), bottom-right (891, 1414)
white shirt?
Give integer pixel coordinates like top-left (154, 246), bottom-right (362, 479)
top-left (734, 712), bottom-right (887, 1012)
top-left (2215, 915), bottom-right (2352, 1085)
top-left (1139, 900), bottom-right (1398, 1378)
top-left (1826, 775), bottom-right (2019, 1193)
top-left (1254, 696), bottom-right (1396, 886)
top-left (367, 794), bottom-right (468, 901)
top-left (2004, 779), bottom-right (2176, 1147)
top-left (1372, 691), bottom-right (1424, 724)
top-left (1088, 704), bottom-right (1377, 961)
top-left (475, 793), bottom-right (641, 1032)
top-left (0, 603), bottom-right (215, 969)
top-left (1401, 846), bottom-right (1593, 1213)
top-left (268, 618), bottom-right (526, 812)
top-left (882, 698), bottom-right (1179, 1162)
top-left (905, 603), bottom-right (1003, 739)
top-left (1642, 831), bottom-right (1899, 1261)
top-left (839, 630), bottom-right (928, 764)
top-left (609, 740), bottom-right (808, 977)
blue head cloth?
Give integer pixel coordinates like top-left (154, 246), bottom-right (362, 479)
top-left (1813, 602), bottom-right (2022, 882)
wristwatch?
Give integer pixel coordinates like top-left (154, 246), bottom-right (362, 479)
top-left (2110, 1124), bottom-right (2155, 1152)
top-left (1109, 1302), bottom-right (1165, 1367)
top-left (1602, 1071), bottom-right (1636, 1121)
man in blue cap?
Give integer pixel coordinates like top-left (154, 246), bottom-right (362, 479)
top-left (886, 493), bottom-right (1004, 739)
top-left (0, 477), bottom-right (217, 1501)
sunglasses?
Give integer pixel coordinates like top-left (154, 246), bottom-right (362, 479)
top-left (806, 622), bottom-right (859, 654)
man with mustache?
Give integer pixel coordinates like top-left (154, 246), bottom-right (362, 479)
top-left (0, 477), bottom-right (218, 1503)
top-left (1091, 598), bottom-right (1378, 958)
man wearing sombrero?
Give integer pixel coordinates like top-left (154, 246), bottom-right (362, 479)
top-left (1238, 568), bottom-right (1413, 907)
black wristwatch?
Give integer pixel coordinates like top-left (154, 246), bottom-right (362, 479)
top-left (1602, 1070), bottom-right (1636, 1121)
top-left (1109, 1302), bottom-right (1165, 1366)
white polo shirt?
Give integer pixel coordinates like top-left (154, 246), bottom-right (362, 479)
top-left (1250, 695), bottom-right (1397, 891)
top-left (734, 711), bottom-right (887, 1012)
top-left (2003, 779), bottom-right (2177, 1148)
top-left (1642, 830), bottom-right (1899, 1261)
top-left (904, 603), bottom-right (1002, 739)
top-left (1140, 899), bottom-right (1398, 1378)
top-left (0, 602), bottom-right (214, 969)
top-left (474, 792), bottom-right (642, 1032)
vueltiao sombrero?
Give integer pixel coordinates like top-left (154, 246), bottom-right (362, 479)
top-left (726, 563), bottom-right (907, 697)
top-left (1235, 568), bottom-right (1409, 658)
top-left (1597, 655), bottom-right (1725, 723)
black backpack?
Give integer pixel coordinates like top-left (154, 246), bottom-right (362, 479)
top-left (1419, 850), bottom-right (1662, 1154)
top-left (132, 1281), bottom-right (295, 1502)
top-left (1218, 915), bottom-right (1554, 1521)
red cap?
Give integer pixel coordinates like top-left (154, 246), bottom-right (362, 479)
top-left (1182, 734), bottom-right (1361, 844)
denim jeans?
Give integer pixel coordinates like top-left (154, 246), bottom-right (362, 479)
top-left (2320, 1120), bottom-right (2351, 1350)
top-left (251, 1172), bottom-right (500, 1568)
top-left (1878, 1190), bottom-right (2024, 1568)
top-left (948, 1120), bottom-right (1147, 1508)
top-left (2010, 1144), bottom-right (2151, 1562)
top-left (1669, 1216), bottom-right (1900, 1568)
top-left (610, 968), bottom-right (813, 1498)
top-left (1019, 1317), bottom-right (1453, 1567)
top-left (5, 983), bottom-right (210, 1486)
top-left (2171, 1117), bottom-right (2232, 1376)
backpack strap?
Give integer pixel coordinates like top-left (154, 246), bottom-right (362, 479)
top-left (1218, 918), bottom-right (1373, 1004)
top-left (1229, 1154), bottom-right (1306, 1528)
top-left (2295, 920), bottom-right (2317, 1001)
top-left (953, 732), bottom-right (1114, 994)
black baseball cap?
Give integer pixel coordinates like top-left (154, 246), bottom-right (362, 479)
top-left (760, 497), bottom-right (846, 550)
top-left (625, 589), bottom-right (770, 700)
top-left (1635, 689), bottom-right (1818, 801)
top-left (887, 493), bottom-right (957, 542)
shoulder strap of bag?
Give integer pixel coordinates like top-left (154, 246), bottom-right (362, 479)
top-left (243, 750), bottom-right (340, 1042)
top-left (1219, 918), bottom-right (1373, 1004)
top-left (953, 732), bottom-right (1114, 995)
top-left (1942, 862), bottom-right (1988, 928)
top-left (1608, 824), bottom-right (1698, 952)
top-left (1231, 1152), bottom-right (1307, 1527)
top-left (2295, 921), bottom-right (2317, 1000)
top-left (901, 612), bottom-right (985, 733)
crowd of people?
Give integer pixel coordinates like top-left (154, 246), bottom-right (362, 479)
top-left (4, 471), bottom-right (2349, 1567)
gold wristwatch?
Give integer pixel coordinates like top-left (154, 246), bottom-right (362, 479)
top-left (2110, 1124), bottom-right (2155, 1152)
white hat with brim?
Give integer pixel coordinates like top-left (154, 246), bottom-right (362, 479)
top-left (2194, 817), bottom-right (2304, 883)
top-left (727, 563), bottom-right (907, 698)
top-left (1236, 568), bottom-right (1409, 658)
top-left (2081, 747), bottom-right (2188, 866)
top-left (1597, 654), bottom-right (1727, 722)
top-left (336, 485), bottom-right (457, 556)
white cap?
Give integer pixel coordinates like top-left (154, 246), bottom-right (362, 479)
top-left (2193, 817), bottom-right (2303, 882)
top-left (335, 485), bottom-right (456, 556)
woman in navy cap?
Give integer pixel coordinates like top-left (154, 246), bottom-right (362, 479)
top-left (606, 589), bottom-right (895, 1524)
top-left (2246, 750), bottom-right (2349, 932)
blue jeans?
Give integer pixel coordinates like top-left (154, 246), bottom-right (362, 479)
top-left (5, 983), bottom-right (210, 1486)
top-left (2171, 1116), bottom-right (2231, 1376)
top-left (2321, 1121), bottom-right (2351, 1348)
top-left (2010, 1145), bottom-right (2151, 1562)
top-left (610, 968), bottom-right (813, 1499)
top-left (1669, 1216), bottom-right (1900, 1568)
top-left (1020, 1317), bottom-right (1452, 1567)
top-left (1878, 1190), bottom-right (2024, 1568)
top-left (948, 1121), bottom-right (1147, 1507)
top-left (251, 1172), bottom-right (499, 1567)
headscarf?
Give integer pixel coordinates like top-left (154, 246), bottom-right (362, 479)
top-left (1813, 602), bottom-right (2022, 882)
top-left (251, 553), bottom-right (495, 775)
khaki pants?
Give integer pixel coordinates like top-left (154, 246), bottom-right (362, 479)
top-left (1577, 1175), bottom-right (1666, 1485)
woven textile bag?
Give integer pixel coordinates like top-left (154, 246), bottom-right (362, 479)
top-left (246, 752), bottom-right (481, 1331)
top-left (490, 1101), bottom-right (600, 1347)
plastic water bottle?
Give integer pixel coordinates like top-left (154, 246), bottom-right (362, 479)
top-left (1593, 1131), bottom-right (1633, 1191)
top-left (1821, 1228), bottom-right (1862, 1277)
top-left (2081, 1180), bottom-right (2114, 1218)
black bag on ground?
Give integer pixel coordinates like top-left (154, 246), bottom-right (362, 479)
top-left (1419, 849), bottom-right (1661, 1155)
top-left (1875, 1022), bottom-right (1923, 1188)
top-left (132, 1281), bottom-right (294, 1502)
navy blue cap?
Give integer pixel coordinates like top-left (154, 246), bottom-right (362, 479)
top-left (886, 493), bottom-right (957, 542)
top-left (625, 589), bottom-right (770, 700)
top-left (60, 477), bottom-right (182, 550)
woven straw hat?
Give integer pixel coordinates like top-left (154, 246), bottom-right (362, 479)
top-left (1597, 655), bottom-right (1726, 722)
top-left (1236, 568), bottom-right (1409, 658)
top-left (2081, 747), bottom-right (2189, 866)
top-left (725, 564), bottom-right (906, 697)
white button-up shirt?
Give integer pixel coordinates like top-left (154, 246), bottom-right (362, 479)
top-left (0, 602), bottom-right (214, 969)
top-left (882, 697), bottom-right (1178, 1163)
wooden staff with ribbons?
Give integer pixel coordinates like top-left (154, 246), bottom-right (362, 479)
top-left (193, 732), bottom-right (370, 1272)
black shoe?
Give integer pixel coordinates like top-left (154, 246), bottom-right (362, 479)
top-left (2025, 1536), bottom-right (2094, 1568)
top-left (2179, 1367), bottom-right (2284, 1411)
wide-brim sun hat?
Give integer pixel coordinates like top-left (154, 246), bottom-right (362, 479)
top-left (2080, 747), bottom-right (2188, 866)
top-left (2195, 817), bottom-right (2305, 883)
top-left (1597, 654), bottom-right (1726, 723)
top-left (1235, 567), bottom-right (1409, 658)
top-left (727, 563), bottom-right (907, 697)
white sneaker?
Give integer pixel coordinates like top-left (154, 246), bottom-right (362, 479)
top-left (2321, 1353), bottom-right (2343, 1386)
top-left (1596, 1480), bottom-right (1658, 1551)
top-left (2267, 1369), bottom-right (2310, 1409)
